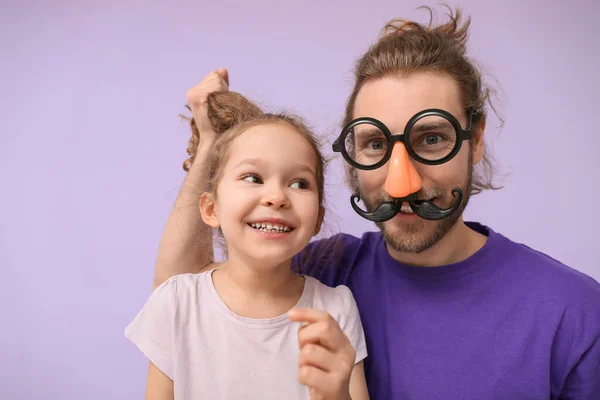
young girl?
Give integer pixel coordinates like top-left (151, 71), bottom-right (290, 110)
top-left (125, 89), bottom-right (369, 399)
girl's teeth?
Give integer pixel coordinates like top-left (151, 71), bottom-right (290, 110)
top-left (250, 222), bottom-right (291, 232)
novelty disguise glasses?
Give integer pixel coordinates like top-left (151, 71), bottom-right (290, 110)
top-left (333, 108), bottom-right (475, 222)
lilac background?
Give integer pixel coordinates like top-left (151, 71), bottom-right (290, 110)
top-left (1, 0), bottom-right (599, 399)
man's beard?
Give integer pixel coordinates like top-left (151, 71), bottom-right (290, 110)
top-left (361, 159), bottom-right (473, 254)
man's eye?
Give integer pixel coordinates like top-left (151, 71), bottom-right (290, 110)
top-left (369, 139), bottom-right (386, 150)
top-left (424, 135), bottom-right (443, 145)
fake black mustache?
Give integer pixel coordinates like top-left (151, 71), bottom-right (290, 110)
top-left (350, 188), bottom-right (464, 223)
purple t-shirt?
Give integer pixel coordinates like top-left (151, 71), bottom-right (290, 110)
top-left (292, 222), bottom-right (600, 399)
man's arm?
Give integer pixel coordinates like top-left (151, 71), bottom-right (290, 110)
top-left (152, 68), bottom-right (229, 290)
top-left (151, 144), bottom-right (215, 289)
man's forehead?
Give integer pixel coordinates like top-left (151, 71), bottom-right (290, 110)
top-left (352, 73), bottom-right (466, 129)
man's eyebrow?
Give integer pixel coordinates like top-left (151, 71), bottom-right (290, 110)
top-left (353, 128), bottom-right (385, 137)
top-left (352, 119), bottom-right (455, 137)
top-left (411, 120), bottom-right (454, 133)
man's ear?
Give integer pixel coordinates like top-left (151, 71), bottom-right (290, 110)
top-left (199, 192), bottom-right (220, 228)
top-left (472, 116), bottom-right (486, 164)
top-left (313, 206), bottom-right (325, 236)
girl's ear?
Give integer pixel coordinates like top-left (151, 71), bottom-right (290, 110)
top-left (313, 206), bottom-right (325, 236)
top-left (199, 192), bottom-right (220, 228)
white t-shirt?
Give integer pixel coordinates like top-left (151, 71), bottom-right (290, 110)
top-left (125, 270), bottom-right (367, 400)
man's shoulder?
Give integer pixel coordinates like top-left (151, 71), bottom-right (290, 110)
top-left (292, 231), bottom-right (383, 286)
top-left (516, 241), bottom-right (600, 300)
top-left (300, 231), bottom-right (385, 266)
top-left (481, 223), bottom-right (600, 304)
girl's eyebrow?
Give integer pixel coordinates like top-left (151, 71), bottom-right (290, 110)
top-left (233, 158), bottom-right (264, 169)
top-left (233, 158), bottom-right (316, 176)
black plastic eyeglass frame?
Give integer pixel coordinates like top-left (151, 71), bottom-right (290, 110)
top-left (332, 108), bottom-right (475, 170)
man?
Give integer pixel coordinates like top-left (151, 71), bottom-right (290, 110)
top-left (153, 6), bottom-right (600, 400)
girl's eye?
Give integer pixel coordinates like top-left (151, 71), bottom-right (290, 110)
top-left (241, 174), bottom-right (262, 184)
top-left (290, 179), bottom-right (309, 190)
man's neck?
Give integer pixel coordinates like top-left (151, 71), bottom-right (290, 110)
top-left (386, 219), bottom-right (487, 267)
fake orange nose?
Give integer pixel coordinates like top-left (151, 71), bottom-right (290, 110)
top-left (384, 143), bottom-right (422, 198)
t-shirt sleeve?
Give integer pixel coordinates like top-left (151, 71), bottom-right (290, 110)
top-left (335, 285), bottom-right (368, 364)
top-left (124, 277), bottom-right (178, 380)
top-left (559, 336), bottom-right (600, 399)
top-left (555, 299), bottom-right (600, 399)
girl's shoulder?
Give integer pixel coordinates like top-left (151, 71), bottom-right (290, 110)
top-left (302, 276), bottom-right (360, 322)
top-left (156, 270), bottom-right (212, 291)
top-left (148, 270), bottom-right (215, 313)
